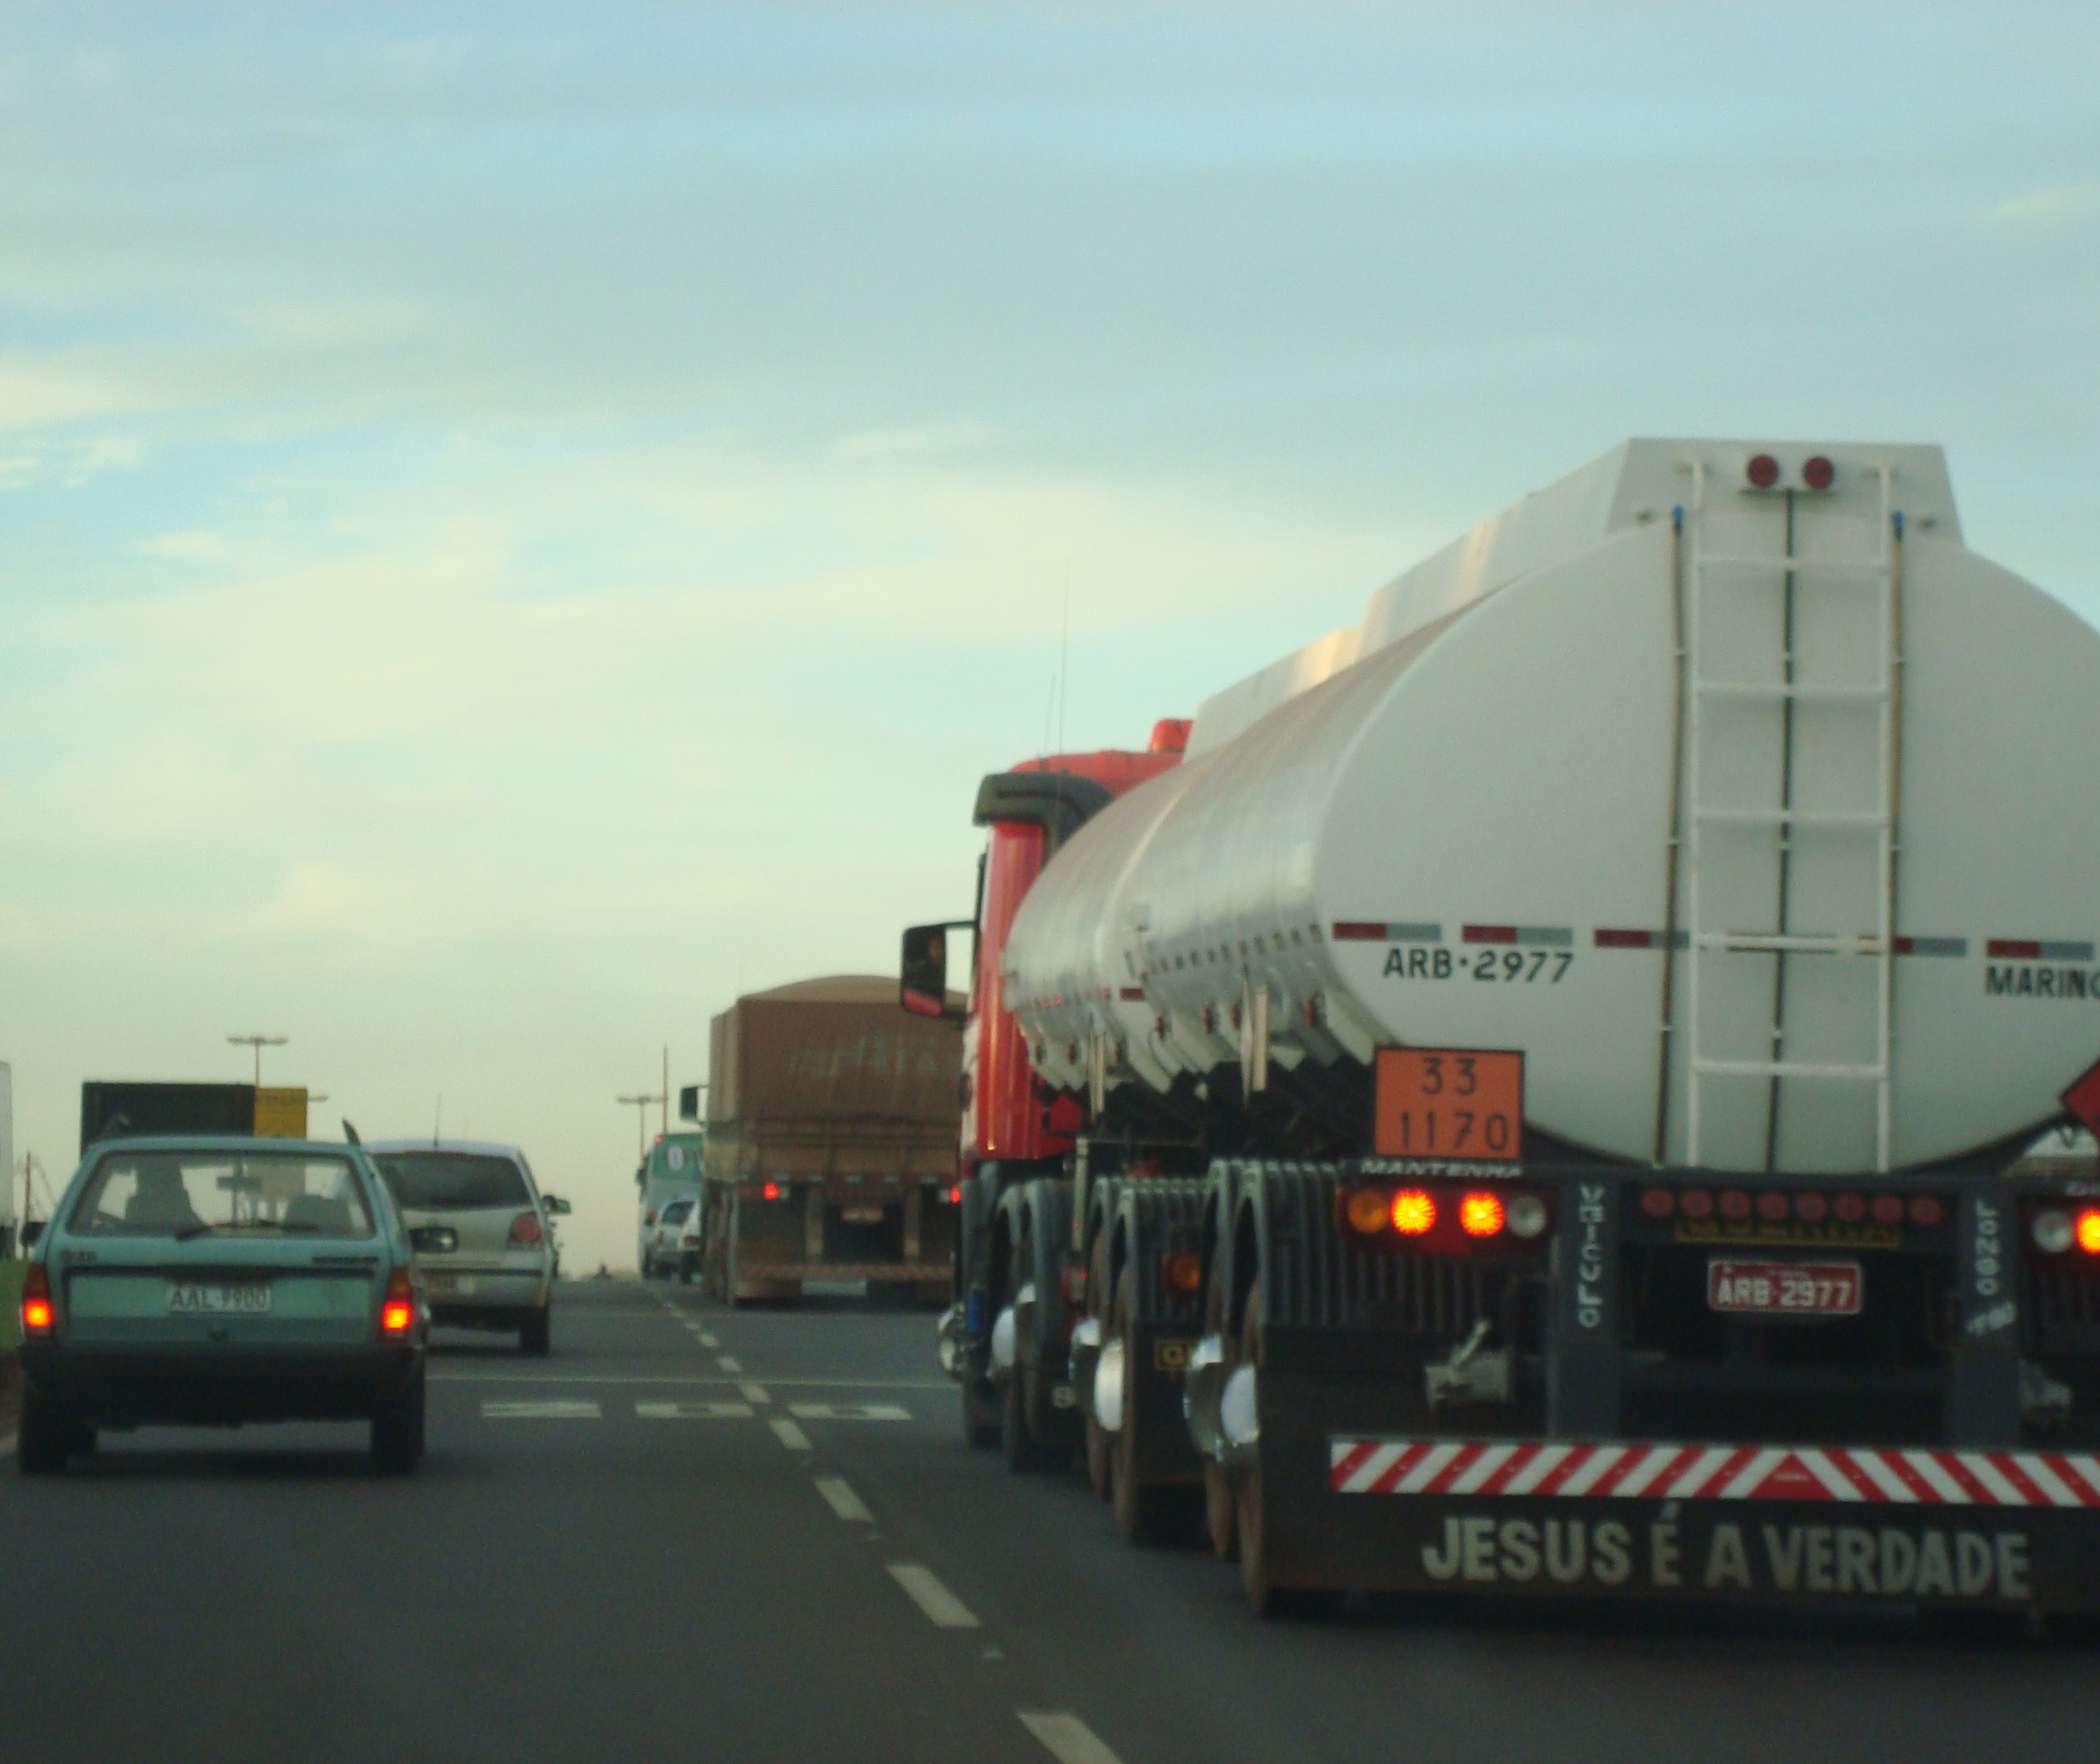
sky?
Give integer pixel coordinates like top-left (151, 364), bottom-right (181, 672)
top-left (3, 2), bottom-right (2097, 1269)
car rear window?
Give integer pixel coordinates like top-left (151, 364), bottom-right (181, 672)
top-left (375, 1152), bottom-right (531, 1211)
top-left (71, 1152), bottom-right (376, 1240)
top-left (662, 1198), bottom-right (694, 1224)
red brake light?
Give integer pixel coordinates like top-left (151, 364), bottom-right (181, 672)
top-left (1458, 1192), bottom-right (1505, 1238)
top-left (1801, 455), bottom-right (1836, 491)
top-left (2077, 1210), bottom-right (2100, 1256)
top-left (508, 1210), bottom-right (545, 1248)
top-left (379, 1268), bottom-right (416, 1337)
top-left (1747, 453), bottom-right (1781, 489)
top-left (1390, 1191), bottom-right (1435, 1236)
top-left (946, 1185), bottom-right (962, 1205)
top-left (761, 1181), bottom-right (781, 1202)
top-left (22, 1263), bottom-right (54, 1338)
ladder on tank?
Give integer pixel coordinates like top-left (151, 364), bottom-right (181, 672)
top-left (1681, 460), bottom-right (1902, 1173)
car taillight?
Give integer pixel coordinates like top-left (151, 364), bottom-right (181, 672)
top-left (946, 1185), bottom-right (962, 1205)
top-left (761, 1181), bottom-right (781, 1201)
top-left (2079, 1210), bottom-right (2100, 1256)
top-left (509, 1210), bottom-right (545, 1248)
top-left (379, 1268), bottom-right (416, 1337)
top-left (21, 1264), bottom-right (54, 1338)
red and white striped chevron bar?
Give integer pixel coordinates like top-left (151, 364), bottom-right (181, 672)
top-left (1329, 1437), bottom-right (2100, 1509)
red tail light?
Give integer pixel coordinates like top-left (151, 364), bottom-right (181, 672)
top-left (761, 1181), bottom-right (781, 1202)
top-left (1458, 1192), bottom-right (1505, 1238)
top-left (379, 1268), bottom-right (416, 1338)
top-left (1640, 1187), bottom-right (1676, 1220)
top-left (508, 1210), bottom-right (545, 1248)
top-left (1908, 1195), bottom-right (1945, 1228)
top-left (21, 1263), bottom-right (54, 1338)
top-left (1746, 453), bottom-right (1781, 489)
top-left (1870, 1194), bottom-right (1904, 1226)
top-left (1801, 455), bottom-right (1836, 491)
top-left (1390, 1191), bottom-right (1436, 1236)
top-left (1162, 1250), bottom-right (1202, 1296)
top-left (2079, 1210), bottom-right (2100, 1256)
top-left (1794, 1191), bottom-right (1829, 1223)
top-left (946, 1185), bottom-right (962, 1205)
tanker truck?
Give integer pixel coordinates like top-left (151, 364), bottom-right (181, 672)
top-left (905, 437), bottom-right (2100, 1626)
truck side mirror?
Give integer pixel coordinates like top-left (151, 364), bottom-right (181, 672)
top-left (543, 1195), bottom-right (573, 1217)
top-left (902, 920), bottom-right (972, 1021)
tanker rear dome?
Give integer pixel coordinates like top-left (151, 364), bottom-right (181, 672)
top-left (1003, 439), bottom-right (2100, 1176)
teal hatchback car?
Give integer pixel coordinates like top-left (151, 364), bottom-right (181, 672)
top-left (14, 1136), bottom-right (446, 1475)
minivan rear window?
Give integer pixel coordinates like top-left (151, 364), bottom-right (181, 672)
top-left (375, 1152), bottom-right (531, 1211)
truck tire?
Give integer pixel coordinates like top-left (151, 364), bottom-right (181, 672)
top-left (1084, 1234), bottom-right (1113, 1500)
top-left (1232, 1279), bottom-right (1338, 1616)
top-left (962, 1377), bottom-right (1000, 1449)
top-left (677, 1253), bottom-right (695, 1286)
top-left (1110, 1268), bottom-right (1191, 1545)
top-left (16, 1382), bottom-right (74, 1475)
top-left (1202, 1272), bottom-right (1236, 1560)
top-left (370, 1371), bottom-right (427, 1476)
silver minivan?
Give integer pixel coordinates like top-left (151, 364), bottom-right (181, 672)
top-left (368, 1140), bottom-right (567, 1356)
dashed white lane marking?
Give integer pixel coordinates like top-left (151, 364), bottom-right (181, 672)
top-left (770, 1418), bottom-right (813, 1452)
top-left (814, 1476), bottom-right (874, 1523)
top-left (1018, 1712), bottom-right (1125, 1764)
top-left (699, 1333), bottom-right (721, 1348)
top-left (637, 1401), bottom-right (756, 1420)
top-left (431, 1373), bottom-right (945, 1388)
top-left (787, 1402), bottom-right (911, 1423)
top-left (482, 1400), bottom-right (601, 1420)
top-left (715, 1356), bottom-right (744, 1375)
top-left (887, 1563), bottom-right (980, 1629)
top-left (741, 1383), bottom-right (771, 1406)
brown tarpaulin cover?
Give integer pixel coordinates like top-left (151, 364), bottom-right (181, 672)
top-left (705, 975), bottom-right (963, 1182)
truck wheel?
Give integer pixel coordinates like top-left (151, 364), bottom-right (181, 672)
top-left (1233, 1279), bottom-right (1331, 1615)
top-left (677, 1254), bottom-right (695, 1286)
top-left (962, 1377), bottom-right (1000, 1449)
top-left (1003, 1365), bottom-right (1055, 1472)
top-left (1110, 1269), bottom-right (1188, 1545)
top-left (371, 1371), bottom-right (427, 1476)
top-left (1083, 1235), bottom-right (1113, 1499)
top-left (1202, 1269), bottom-right (1237, 1558)
top-left (16, 1383), bottom-right (74, 1475)
top-left (519, 1306), bottom-right (552, 1357)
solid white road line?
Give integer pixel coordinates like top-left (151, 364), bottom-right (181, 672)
top-left (770, 1418), bottom-right (813, 1452)
top-left (715, 1356), bottom-right (744, 1374)
top-left (814, 1476), bottom-right (874, 1523)
top-left (1018, 1712), bottom-right (1125, 1764)
top-left (481, 1400), bottom-right (602, 1420)
top-left (636, 1401), bottom-right (755, 1420)
top-left (787, 1402), bottom-right (911, 1423)
top-left (887, 1563), bottom-right (979, 1629)
top-left (741, 1383), bottom-right (771, 1406)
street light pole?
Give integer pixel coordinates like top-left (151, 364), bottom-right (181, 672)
top-left (616, 1092), bottom-right (661, 1164)
top-left (229, 1034), bottom-right (288, 1086)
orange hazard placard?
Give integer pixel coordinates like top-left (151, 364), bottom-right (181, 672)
top-left (1372, 1048), bottom-right (1523, 1161)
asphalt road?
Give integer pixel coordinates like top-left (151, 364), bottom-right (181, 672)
top-left (5, 1278), bottom-right (2097, 1763)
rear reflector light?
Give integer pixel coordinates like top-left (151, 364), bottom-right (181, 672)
top-left (508, 1210), bottom-right (545, 1248)
top-left (1345, 1189), bottom-right (1389, 1236)
top-left (2035, 1210), bottom-right (2075, 1254)
top-left (1640, 1186), bottom-right (1675, 1220)
top-left (1908, 1195), bottom-right (1945, 1228)
top-left (1756, 1191), bottom-right (1789, 1222)
top-left (1506, 1194), bottom-right (1548, 1239)
top-left (1833, 1193), bottom-right (1866, 1223)
top-left (1390, 1191), bottom-right (1436, 1236)
top-left (1870, 1194), bottom-right (1904, 1226)
top-left (1747, 453), bottom-right (1781, 489)
top-left (1163, 1250), bottom-right (1202, 1296)
top-left (21, 1264), bottom-right (54, 1338)
top-left (1801, 455), bottom-right (1836, 491)
top-left (1720, 1190), bottom-right (1752, 1220)
top-left (1678, 1189), bottom-right (1713, 1220)
top-left (1794, 1191), bottom-right (1829, 1223)
top-left (379, 1269), bottom-right (416, 1337)
top-left (1458, 1191), bottom-right (1505, 1238)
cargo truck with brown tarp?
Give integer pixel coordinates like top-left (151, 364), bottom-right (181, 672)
top-left (699, 975), bottom-right (963, 1304)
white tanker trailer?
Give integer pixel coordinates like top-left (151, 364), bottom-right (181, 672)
top-left (909, 438), bottom-right (2100, 1625)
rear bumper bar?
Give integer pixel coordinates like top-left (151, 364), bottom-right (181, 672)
top-left (19, 1342), bottom-right (422, 1428)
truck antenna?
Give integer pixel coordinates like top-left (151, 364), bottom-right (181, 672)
top-left (1057, 561), bottom-right (1071, 755)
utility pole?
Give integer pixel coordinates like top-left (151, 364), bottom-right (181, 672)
top-left (616, 1091), bottom-right (661, 1164)
top-left (229, 1033), bottom-right (288, 1085)
top-left (662, 1044), bottom-right (670, 1140)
